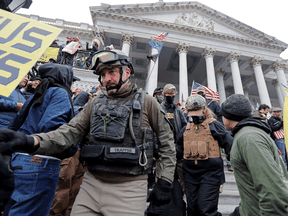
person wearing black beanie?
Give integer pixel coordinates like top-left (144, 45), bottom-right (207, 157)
top-left (221, 94), bottom-right (288, 216)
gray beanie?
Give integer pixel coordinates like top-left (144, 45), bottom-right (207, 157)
top-left (221, 94), bottom-right (252, 121)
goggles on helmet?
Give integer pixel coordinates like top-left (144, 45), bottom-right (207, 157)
top-left (90, 50), bottom-right (134, 74)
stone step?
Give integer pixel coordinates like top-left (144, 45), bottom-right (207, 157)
top-left (224, 171), bottom-right (236, 181)
top-left (218, 204), bottom-right (239, 216)
top-left (219, 190), bottom-right (241, 205)
top-left (222, 180), bottom-right (238, 191)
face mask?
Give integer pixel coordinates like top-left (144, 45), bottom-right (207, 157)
top-left (156, 95), bottom-right (164, 104)
top-left (191, 115), bottom-right (205, 124)
top-left (201, 94), bottom-right (206, 99)
top-left (165, 95), bottom-right (175, 104)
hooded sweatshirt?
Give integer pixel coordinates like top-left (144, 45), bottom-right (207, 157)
top-left (9, 64), bottom-right (74, 135)
top-left (230, 117), bottom-right (288, 216)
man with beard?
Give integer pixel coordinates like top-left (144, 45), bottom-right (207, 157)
top-left (221, 94), bottom-right (288, 216)
top-left (0, 49), bottom-right (176, 216)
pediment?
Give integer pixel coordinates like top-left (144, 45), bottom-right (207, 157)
top-left (134, 11), bottom-right (252, 40)
top-left (90, 1), bottom-right (287, 50)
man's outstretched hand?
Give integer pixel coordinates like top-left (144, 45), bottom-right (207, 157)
top-left (0, 129), bottom-right (35, 154)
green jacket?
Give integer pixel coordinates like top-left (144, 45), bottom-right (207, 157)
top-left (33, 86), bottom-right (176, 183)
top-left (231, 118), bottom-right (288, 216)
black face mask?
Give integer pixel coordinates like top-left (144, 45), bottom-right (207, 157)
top-left (156, 95), bottom-right (164, 104)
top-left (165, 95), bottom-right (175, 104)
top-left (191, 115), bottom-right (205, 124)
top-left (201, 94), bottom-right (206, 99)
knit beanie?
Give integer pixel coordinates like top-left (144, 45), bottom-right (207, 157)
top-left (221, 94), bottom-right (252, 121)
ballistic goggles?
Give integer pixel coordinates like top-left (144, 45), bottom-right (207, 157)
top-left (90, 50), bottom-right (134, 75)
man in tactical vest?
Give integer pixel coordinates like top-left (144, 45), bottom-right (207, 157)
top-left (0, 49), bottom-right (176, 216)
top-left (177, 95), bottom-right (232, 216)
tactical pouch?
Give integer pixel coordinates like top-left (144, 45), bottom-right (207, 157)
top-left (103, 146), bottom-right (140, 166)
top-left (90, 104), bottom-right (131, 141)
top-left (184, 141), bottom-right (209, 160)
top-left (80, 145), bottom-right (105, 161)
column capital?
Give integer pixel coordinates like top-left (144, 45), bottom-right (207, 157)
top-left (176, 43), bottom-right (189, 54)
top-left (249, 56), bottom-right (264, 68)
top-left (216, 68), bottom-right (225, 77)
top-left (227, 52), bottom-right (241, 63)
top-left (243, 86), bottom-right (250, 91)
top-left (271, 60), bottom-right (286, 72)
top-left (272, 79), bottom-right (279, 87)
top-left (121, 33), bottom-right (134, 46)
top-left (202, 47), bottom-right (216, 59)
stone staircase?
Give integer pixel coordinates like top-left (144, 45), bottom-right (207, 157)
top-left (218, 167), bottom-right (241, 216)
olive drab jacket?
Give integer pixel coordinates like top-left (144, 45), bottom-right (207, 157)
top-left (32, 84), bottom-right (176, 183)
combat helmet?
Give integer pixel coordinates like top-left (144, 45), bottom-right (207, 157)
top-left (163, 84), bottom-right (177, 94)
top-left (186, 95), bottom-right (206, 111)
top-left (90, 49), bottom-right (134, 75)
top-left (90, 49), bottom-right (134, 92)
top-left (153, 87), bottom-right (163, 97)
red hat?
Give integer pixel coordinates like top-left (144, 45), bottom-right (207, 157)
top-left (74, 37), bottom-right (80, 41)
top-left (67, 37), bottom-right (73, 41)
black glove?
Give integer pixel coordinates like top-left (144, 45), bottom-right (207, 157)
top-left (0, 129), bottom-right (35, 154)
top-left (147, 178), bottom-right (172, 206)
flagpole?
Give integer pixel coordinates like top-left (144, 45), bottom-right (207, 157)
top-left (94, 24), bottom-right (105, 49)
top-left (190, 80), bottom-right (194, 95)
top-left (144, 57), bottom-right (158, 91)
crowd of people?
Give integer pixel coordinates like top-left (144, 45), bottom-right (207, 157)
top-left (48, 36), bottom-right (100, 69)
top-left (0, 48), bottom-right (288, 216)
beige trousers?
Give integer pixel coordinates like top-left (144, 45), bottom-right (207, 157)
top-left (71, 171), bottom-right (147, 216)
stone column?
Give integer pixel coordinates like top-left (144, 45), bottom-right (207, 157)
top-left (145, 47), bottom-right (159, 96)
top-left (272, 79), bottom-right (284, 108)
top-left (216, 69), bottom-right (226, 104)
top-left (249, 56), bottom-right (271, 107)
top-left (177, 43), bottom-right (189, 101)
top-left (121, 33), bottom-right (134, 56)
top-left (227, 52), bottom-right (244, 94)
top-left (202, 47), bottom-right (217, 92)
top-left (271, 61), bottom-right (287, 101)
top-left (243, 86), bottom-right (250, 100)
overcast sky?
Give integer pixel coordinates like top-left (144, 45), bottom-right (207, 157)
top-left (18, 0), bottom-right (288, 59)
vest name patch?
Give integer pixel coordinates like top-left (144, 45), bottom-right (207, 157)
top-left (110, 147), bottom-right (136, 154)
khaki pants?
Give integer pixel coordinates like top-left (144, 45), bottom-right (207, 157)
top-left (71, 172), bottom-right (147, 216)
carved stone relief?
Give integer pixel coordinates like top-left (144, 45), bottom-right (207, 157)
top-left (174, 12), bottom-right (214, 31)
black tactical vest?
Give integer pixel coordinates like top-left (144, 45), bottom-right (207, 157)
top-left (81, 89), bottom-right (154, 175)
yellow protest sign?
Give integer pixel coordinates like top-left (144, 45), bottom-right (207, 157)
top-left (0, 9), bottom-right (62, 97)
top-left (38, 47), bottom-right (60, 63)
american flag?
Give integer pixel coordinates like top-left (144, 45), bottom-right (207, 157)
top-left (274, 129), bottom-right (285, 140)
top-left (153, 32), bottom-right (169, 42)
top-left (191, 81), bottom-right (220, 102)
